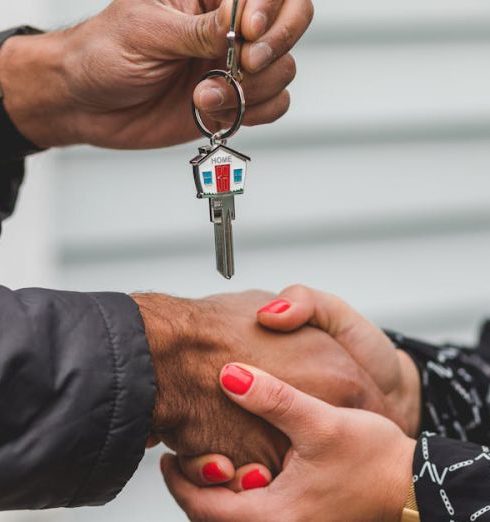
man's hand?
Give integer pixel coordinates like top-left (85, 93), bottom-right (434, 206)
top-left (132, 290), bottom-right (391, 475)
top-left (0, 0), bottom-right (313, 150)
top-left (257, 286), bottom-right (422, 437)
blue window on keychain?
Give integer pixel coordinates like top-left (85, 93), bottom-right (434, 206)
top-left (233, 169), bottom-right (243, 183)
top-left (203, 171), bottom-right (213, 185)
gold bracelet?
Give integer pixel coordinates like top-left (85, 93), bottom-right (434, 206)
top-left (401, 482), bottom-right (420, 522)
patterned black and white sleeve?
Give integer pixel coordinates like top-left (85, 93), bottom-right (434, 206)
top-left (386, 326), bottom-right (490, 521)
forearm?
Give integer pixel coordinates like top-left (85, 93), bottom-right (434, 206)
top-left (0, 286), bottom-right (155, 509)
top-left (0, 30), bottom-right (78, 149)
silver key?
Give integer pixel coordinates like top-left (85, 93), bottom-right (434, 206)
top-left (210, 196), bottom-right (235, 279)
top-left (190, 143), bottom-right (250, 279)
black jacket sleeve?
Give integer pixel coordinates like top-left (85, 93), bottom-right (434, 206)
top-left (387, 328), bottom-right (490, 521)
top-left (0, 26), bottom-right (46, 233)
top-left (0, 158), bottom-right (24, 234)
top-left (0, 287), bottom-right (155, 510)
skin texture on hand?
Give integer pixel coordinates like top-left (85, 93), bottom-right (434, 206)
top-left (0, 0), bottom-right (313, 149)
top-left (257, 285), bottom-right (423, 437)
top-left (182, 286), bottom-right (422, 489)
top-left (132, 291), bottom-right (391, 474)
top-left (163, 364), bottom-right (416, 522)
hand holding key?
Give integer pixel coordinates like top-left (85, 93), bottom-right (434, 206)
top-left (0, 0), bottom-right (313, 150)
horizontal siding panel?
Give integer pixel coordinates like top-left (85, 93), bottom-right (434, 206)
top-left (315, 0), bottom-right (490, 25)
top-left (289, 43), bottom-right (490, 128)
top-left (44, 0), bottom-right (490, 29)
top-left (54, 140), bottom-right (490, 243)
top-left (57, 229), bottom-right (490, 344)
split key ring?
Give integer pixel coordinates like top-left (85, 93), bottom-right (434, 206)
top-left (192, 69), bottom-right (246, 144)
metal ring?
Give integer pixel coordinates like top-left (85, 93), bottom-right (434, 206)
top-left (192, 69), bottom-right (245, 142)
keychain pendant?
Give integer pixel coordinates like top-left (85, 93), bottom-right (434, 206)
top-left (190, 143), bottom-right (250, 279)
top-left (191, 143), bottom-right (250, 200)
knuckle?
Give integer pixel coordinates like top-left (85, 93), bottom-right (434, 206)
top-left (284, 54), bottom-right (297, 83)
top-left (306, 1), bottom-right (315, 26)
top-left (193, 13), bottom-right (219, 57)
top-left (261, 380), bottom-right (296, 420)
top-left (283, 283), bottom-right (313, 302)
top-left (278, 23), bottom-right (296, 53)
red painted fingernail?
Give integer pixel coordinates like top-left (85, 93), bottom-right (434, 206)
top-left (258, 299), bottom-right (291, 314)
top-left (202, 462), bottom-right (228, 483)
top-left (241, 469), bottom-right (269, 490)
top-left (221, 365), bottom-right (254, 395)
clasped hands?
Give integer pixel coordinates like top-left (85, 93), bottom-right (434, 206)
top-left (133, 286), bottom-right (422, 521)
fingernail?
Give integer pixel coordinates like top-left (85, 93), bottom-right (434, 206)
top-left (258, 299), bottom-right (291, 315)
top-left (199, 87), bottom-right (225, 110)
top-left (202, 462), bottom-right (228, 483)
top-left (248, 42), bottom-right (273, 72)
top-left (221, 365), bottom-right (254, 395)
top-left (251, 11), bottom-right (268, 37)
top-left (242, 469), bottom-right (269, 490)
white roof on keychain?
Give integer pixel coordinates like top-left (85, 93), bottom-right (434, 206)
top-left (190, 144), bottom-right (251, 166)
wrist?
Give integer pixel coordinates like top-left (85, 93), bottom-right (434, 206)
top-left (395, 350), bottom-right (422, 438)
top-left (389, 437), bottom-right (417, 522)
top-left (132, 293), bottom-right (206, 436)
top-left (0, 30), bottom-right (81, 148)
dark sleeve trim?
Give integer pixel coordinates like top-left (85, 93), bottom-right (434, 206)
top-left (0, 26), bottom-right (45, 160)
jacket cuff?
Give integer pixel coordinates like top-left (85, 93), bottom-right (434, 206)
top-left (70, 293), bottom-right (155, 506)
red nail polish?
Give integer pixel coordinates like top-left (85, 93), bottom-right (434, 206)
top-left (241, 469), bottom-right (269, 490)
top-left (202, 462), bottom-right (228, 483)
top-left (258, 299), bottom-right (291, 314)
top-left (221, 365), bottom-right (254, 395)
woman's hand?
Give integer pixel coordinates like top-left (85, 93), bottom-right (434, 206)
top-left (162, 364), bottom-right (416, 522)
top-left (0, 0), bottom-right (313, 149)
top-left (257, 286), bottom-right (422, 437)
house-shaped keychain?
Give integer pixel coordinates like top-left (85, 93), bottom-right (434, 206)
top-left (191, 144), bottom-right (250, 199)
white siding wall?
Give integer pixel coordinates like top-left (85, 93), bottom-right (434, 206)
top-left (2, 1), bottom-right (490, 521)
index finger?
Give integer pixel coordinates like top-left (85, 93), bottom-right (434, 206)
top-left (241, 0), bottom-right (314, 72)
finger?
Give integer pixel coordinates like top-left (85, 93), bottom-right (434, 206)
top-left (211, 90), bottom-right (291, 127)
top-left (228, 464), bottom-right (272, 492)
top-left (241, 0), bottom-right (284, 40)
top-left (164, 0), bottom-right (244, 60)
top-left (220, 364), bottom-right (334, 446)
top-left (179, 454), bottom-right (235, 486)
top-left (258, 285), bottom-right (398, 394)
top-left (161, 454), bottom-right (249, 522)
top-left (241, 0), bottom-right (314, 72)
top-left (194, 53), bottom-right (296, 112)
top-left (257, 285), bottom-right (316, 332)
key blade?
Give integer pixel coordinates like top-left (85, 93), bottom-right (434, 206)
top-left (214, 217), bottom-right (234, 279)
top-left (210, 197), bottom-right (235, 280)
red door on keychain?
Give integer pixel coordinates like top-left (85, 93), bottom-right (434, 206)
top-left (215, 165), bottom-right (231, 193)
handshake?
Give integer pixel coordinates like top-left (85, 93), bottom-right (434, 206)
top-left (133, 285), bottom-right (422, 499)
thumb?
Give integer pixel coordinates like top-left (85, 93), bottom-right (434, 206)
top-left (220, 363), bottom-right (336, 447)
top-left (258, 285), bottom-right (399, 395)
top-left (256, 285), bottom-right (317, 332)
top-left (167, 0), bottom-right (239, 59)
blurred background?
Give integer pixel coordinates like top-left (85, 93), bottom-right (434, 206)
top-left (2, 0), bottom-right (490, 520)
